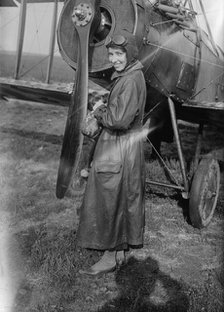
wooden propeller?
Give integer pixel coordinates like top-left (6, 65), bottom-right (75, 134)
top-left (56, 0), bottom-right (98, 199)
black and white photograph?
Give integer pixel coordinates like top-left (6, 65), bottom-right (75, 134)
top-left (0, 0), bottom-right (224, 311)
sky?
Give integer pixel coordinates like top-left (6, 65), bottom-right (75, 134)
top-left (0, 0), bottom-right (223, 54)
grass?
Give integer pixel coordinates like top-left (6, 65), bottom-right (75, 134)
top-left (0, 95), bottom-right (224, 311)
top-left (10, 156), bottom-right (223, 312)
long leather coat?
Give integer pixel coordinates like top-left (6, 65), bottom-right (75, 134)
top-left (77, 60), bottom-right (147, 250)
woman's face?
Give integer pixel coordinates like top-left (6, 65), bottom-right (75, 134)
top-left (108, 47), bottom-right (127, 72)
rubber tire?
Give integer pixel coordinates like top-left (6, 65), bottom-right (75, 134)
top-left (189, 158), bottom-right (220, 229)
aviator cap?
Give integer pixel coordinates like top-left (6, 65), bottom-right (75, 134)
top-left (105, 30), bottom-right (139, 64)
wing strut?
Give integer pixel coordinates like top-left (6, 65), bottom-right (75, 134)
top-left (46, 0), bottom-right (58, 83)
top-left (14, 0), bottom-right (27, 79)
top-left (198, 0), bottom-right (219, 56)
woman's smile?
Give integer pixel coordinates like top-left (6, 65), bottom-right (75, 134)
top-left (108, 47), bottom-right (127, 72)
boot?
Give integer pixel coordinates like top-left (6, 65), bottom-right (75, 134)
top-left (116, 250), bottom-right (126, 268)
top-left (79, 250), bottom-right (116, 276)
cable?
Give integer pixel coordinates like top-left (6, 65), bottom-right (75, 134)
top-left (146, 41), bottom-right (224, 69)
top-left (20, 47), bottom-right (59, 78)
top-left (146, 135), bottom-right (180, 186)
top-left (0, 14), bottom-right (19, 29)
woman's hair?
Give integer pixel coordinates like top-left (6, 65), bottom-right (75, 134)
top-left (105, 31), bottom-right (139, 65)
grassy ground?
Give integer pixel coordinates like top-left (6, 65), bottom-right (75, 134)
top-left (0, 97), bottom-right (223, 312)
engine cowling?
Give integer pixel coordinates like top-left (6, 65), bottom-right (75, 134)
top-left (57, 0), bottom-right (138, 72)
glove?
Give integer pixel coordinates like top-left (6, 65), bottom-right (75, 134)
top-left (93, 104), bottom-right (107, 121)
top-left (81, 111), bottom-right (102, 139)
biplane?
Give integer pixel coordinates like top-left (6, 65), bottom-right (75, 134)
top-left (0, 0), bottom-right (224, 229)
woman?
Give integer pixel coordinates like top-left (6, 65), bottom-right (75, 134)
top-left (77, 31), bottom-right (147, 275)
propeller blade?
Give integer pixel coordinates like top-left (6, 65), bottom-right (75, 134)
top-left (56, 0), bottom-right (97, 199)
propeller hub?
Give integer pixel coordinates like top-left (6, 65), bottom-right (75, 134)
top-left (72, 3), bottom-right (93, 27)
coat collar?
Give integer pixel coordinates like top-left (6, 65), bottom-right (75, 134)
top-left (111, 60), bottom-right (143, 80)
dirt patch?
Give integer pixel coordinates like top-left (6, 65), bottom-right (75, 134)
top-left (0, 98), bottom-right (223, 312)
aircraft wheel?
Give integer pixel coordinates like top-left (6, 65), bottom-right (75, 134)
top-left (189, 158), bottom-right (220, 229)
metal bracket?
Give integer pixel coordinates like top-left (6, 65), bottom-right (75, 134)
top-left (72, 3), bottom-right (93, 27)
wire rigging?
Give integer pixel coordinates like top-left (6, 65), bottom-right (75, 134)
top-left (0, 14), bottom-right (19, 29)
top-left (21, 3), bottom-right (52, 79)
top-left (20, 47), bottom-right (59, 78)
top-left (0, 1), bottom-right (223, 87)
top-left (146, 41), bottom-right (224, 69)
top-left (146, 135), bottom-right (180, 186)
top-left (26, 3), bottom-right (50, 54)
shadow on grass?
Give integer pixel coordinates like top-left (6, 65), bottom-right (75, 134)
top-left (0, 126), bottom-right (63, 145)
top-left (98, 256), bottom-right (189, 312)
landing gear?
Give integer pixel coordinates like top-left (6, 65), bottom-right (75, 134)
top-left (189, 158), bottom-right (220, 229)
top-left (145, 97), bottom-right (221, 229)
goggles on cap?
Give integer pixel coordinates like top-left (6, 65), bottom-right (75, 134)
top-left (105, 34), bottom-right (128, 48)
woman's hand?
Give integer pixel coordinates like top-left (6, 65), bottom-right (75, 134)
top-left (82, 111), bottom-right (102, 138)
top-left (93, 104), bottom-right (107, 120)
